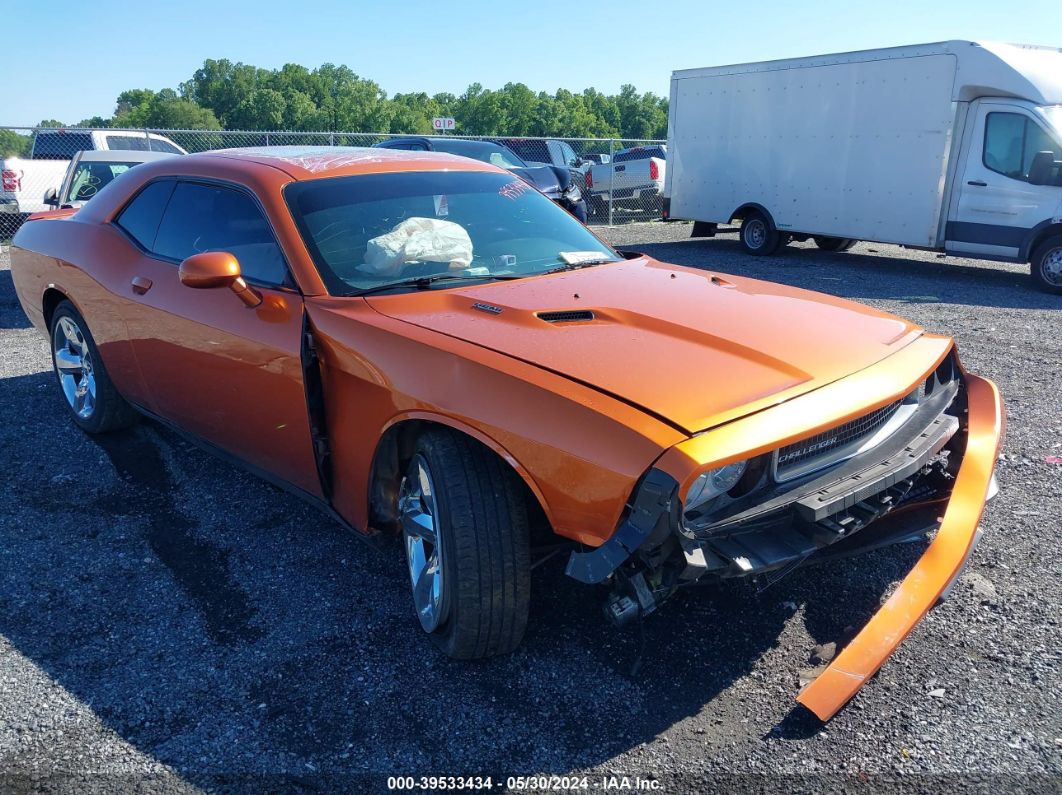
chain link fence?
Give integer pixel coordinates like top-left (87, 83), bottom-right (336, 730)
top-left (0, 126), bottom-right (666, 238)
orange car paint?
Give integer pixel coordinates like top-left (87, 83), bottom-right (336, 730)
top-left (655, 334), bottom-right (955, 500)
top-left (797, 371), bottom-right (1004, 720)
top-left (367, 260), bottom-right (923, 435)
top-left (9, 146), bottom-right (1004, 718)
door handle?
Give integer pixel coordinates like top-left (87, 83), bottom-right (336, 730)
top-left (967, 180), bottom-right (988, 187)
top-left (130, 276), bottom-right (153, 295)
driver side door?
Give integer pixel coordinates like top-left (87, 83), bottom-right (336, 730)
top-left (115, 178), bottom-right (323, 497)
top-left (949, 103), bottom-right (1062, 258)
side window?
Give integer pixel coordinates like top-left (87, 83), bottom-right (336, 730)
top-left (115, 180), bottom-right (175, 249)
top-left (153, 182), bottom-right (288, 286)
top-left (69, 163), bottom-right (132, 202)
top-left (1023, 122), bottom-right (1062, 176)
top-left (984, 112), bottom-right (1062, 181)
top-left (547, 140), bottom-right (563, 166)
top-left (560, 141), bottom-right (579, 167)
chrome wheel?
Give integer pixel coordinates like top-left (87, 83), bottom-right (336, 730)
top-left (52, 315), bottom-right (96, 420)
top-left (1041, 247), bottom-right (1062, 287)
top-left (744, 219), bottom-right (767, 249)
top-left (399, 454), bottom-right (447, 632)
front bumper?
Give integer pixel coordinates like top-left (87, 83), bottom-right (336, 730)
top-left (797, 372), bottom-right (1003, 719)
top-left (566, 346), bottom-right (1004, 719)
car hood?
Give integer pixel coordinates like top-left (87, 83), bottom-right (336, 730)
top-left (513, 164), bottom-right (562, 196)
top-left (365, 257), bottom-right (924, 434)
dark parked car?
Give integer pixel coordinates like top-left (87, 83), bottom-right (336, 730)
top-left (373, 137), bottom-right (587, 222)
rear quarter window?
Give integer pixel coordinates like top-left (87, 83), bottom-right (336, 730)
top-left (32, 132), bottom-right (93, 160)
top-left (115, 180), bottom-right (175, 250)
top-left (614, 146), bottom-right (666, 163)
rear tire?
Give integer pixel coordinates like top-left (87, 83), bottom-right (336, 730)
top-left (49, 301), bottom-right (139, 434)
top-left (399, 428), bottom-right (531, 659)
top-left (1030, 235), bottom-right (1062, 294)
top-left (739, 210), bottom-right (784, 255)
top-left (814, 236), bottom-right (858, 252)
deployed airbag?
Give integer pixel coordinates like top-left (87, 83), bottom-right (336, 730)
top-left (360, 217), bottom-right (473, 276)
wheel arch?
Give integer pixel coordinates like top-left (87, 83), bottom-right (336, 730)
top-left (1021, 221), bottom-right (1062, 261)
top-left (42, 286), bottom-right (74, 331)
top-left (367, 413), bottom-right (554, 538)
top-left (729, 202), bottom-right (776, 228)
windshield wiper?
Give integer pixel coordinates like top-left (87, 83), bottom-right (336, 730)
top-left (540, 258), bottom-right (618, 276)
top-left (354, 272), bottom-right (522, 297)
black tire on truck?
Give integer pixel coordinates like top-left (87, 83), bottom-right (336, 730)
top-left (814, 236), bottom-right (858, 252)
top-left (738, 210), bottom-right (786, 255)
top-left (398, 428), bottom-right (531, 659)
top-left (1030, 234), bottom-right (1062, 295)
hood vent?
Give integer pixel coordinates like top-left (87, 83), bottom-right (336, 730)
top-left (537, 310), bottom-right (596, 323)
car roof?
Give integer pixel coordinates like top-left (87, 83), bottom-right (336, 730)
top-left (75, 150), bottom-right (178, 164)
top-left (197, 145), bottom-right (501, 180)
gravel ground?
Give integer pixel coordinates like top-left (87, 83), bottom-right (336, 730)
top-left (0, 227), bottom-right (1059, 793)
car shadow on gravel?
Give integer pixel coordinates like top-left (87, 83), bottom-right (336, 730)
top-left (622, 235), bottom-right (1061, 311)
top-left (0, 368), bottom-right (929, 788)
top-left (0, 268), bottom-right (31, 329)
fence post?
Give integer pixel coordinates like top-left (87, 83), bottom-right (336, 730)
top-left (144, 128), bottom-right (151, 151)
top-left (607, 138), bottom-right (615, 227)
top-left (265, 132), bottom-right (270, 146)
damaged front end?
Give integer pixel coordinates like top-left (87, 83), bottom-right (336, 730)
top-left (565, 341), bottom-right (1004, 719)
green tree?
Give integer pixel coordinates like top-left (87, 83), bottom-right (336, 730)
top-left (112, 89), bottom-right (220, 130)
top-left (499, 83), bottom-right (537, 135)
top-left (36, 118), bottom-right (66, 129)
top-left (115, 89), bottom-right (154, 118)
top-left (90, 56), bottom-right (671, 140)
top-left (230, 88), bottom-right (286, 130)
top-left (0, 128), bottom-right (31, 157)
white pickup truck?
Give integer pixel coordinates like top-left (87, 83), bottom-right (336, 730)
top-left (1, 129), bottom-right (185, 236)
top-left (585, 144), bottom-right (667, 219)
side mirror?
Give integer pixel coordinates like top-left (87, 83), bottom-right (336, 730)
top-left (43, 187), bottom-right (59, 207)
top-left (1028, 150), bottom-right (1055, 186)
top-left (178, 251), bottom-right (262, 308)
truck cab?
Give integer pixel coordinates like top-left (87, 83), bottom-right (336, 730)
top-left (947, 100), bottom-right (1062, 282)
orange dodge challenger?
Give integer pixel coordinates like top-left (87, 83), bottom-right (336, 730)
top-left (10, 147), bottom-right (1004, 720)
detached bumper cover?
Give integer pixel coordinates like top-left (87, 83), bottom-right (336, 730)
top-left (797, 373), bottom-right (1004, 720)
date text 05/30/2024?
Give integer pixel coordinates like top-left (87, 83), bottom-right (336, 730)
top-left (387, 775), bottom-right (663, 791)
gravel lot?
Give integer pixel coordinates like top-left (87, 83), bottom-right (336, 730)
top-left (0, 226), bottom-right (1059, 793)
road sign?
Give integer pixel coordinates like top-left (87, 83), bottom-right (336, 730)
top-left (432, 117), bottom-right (456, 131)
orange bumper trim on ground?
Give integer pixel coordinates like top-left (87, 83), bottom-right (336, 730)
top-left (797, 373), bottom-right (1005, 721)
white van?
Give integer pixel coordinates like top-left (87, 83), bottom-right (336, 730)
top-left (665, 41), bottom-right (1062, 293)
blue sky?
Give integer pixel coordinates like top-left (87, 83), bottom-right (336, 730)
top-left (6, 0), bottom-right (1061, 127)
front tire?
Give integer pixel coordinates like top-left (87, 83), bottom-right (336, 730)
top-left (814, 236), bottom-right (858, 252)
top-left (739, 210), bottom-right (784, 255)
top-left (1030, 235), bottom-right (1062, 294)
top-left (49, 301), bottom-right (139, 434)
top-left (399, 429), bottom-right (531, 659)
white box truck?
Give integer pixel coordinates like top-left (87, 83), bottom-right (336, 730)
top-left (664, 41), bottom-right (1062, 293)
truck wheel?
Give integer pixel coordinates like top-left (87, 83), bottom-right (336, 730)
top-left (739, 211), bottom-right (784, 255)
top-left (398, 428), bottom-right (531, 659)
top-left (1030, 235), bottom-right (1062, 295)
top-left (49, 301), bottom-right (139, 434)
top-left (814, 236), bottom-right (857, 252)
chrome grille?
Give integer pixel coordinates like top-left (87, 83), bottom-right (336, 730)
top-left (776, 399), bottom-right (903, 479)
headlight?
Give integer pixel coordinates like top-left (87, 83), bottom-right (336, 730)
top-left (684, 460), bottom-right (748, 512)
top-left (564, 184), bottom-right (582, 202)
